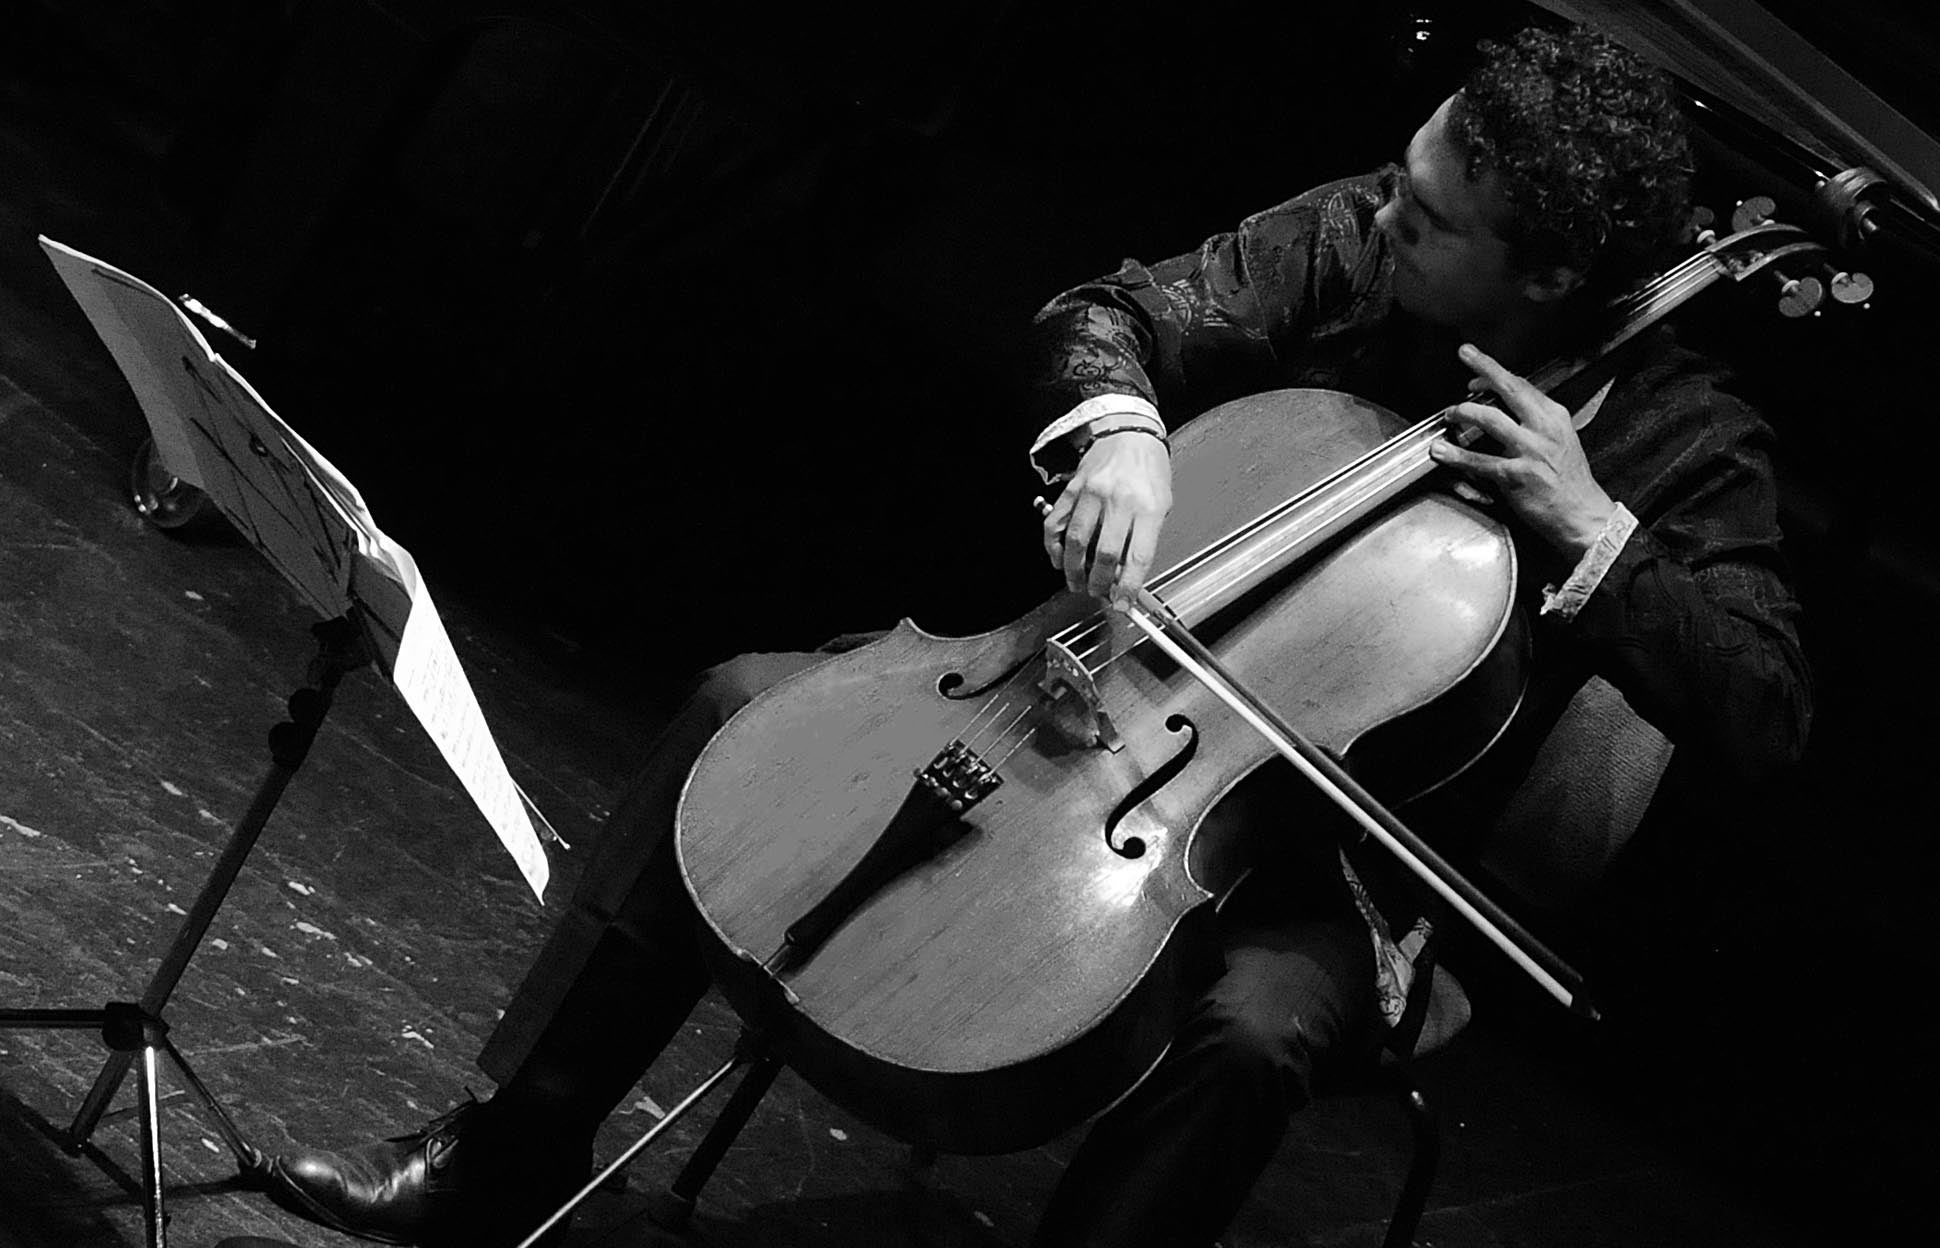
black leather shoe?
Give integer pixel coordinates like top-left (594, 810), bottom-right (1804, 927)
top-left (260, 1096), bottom-right (589, 1246)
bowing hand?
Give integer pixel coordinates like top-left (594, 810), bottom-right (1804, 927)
top-left (1042, 429), bottom-right (1172, 608)
top-left (1428, 343), bottom-right (1616, 560)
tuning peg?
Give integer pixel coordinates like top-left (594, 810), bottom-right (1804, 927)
top-left (1731, 195), bottom-right (1778, 232)
top-left (1776, 276), bottom-right (1824, 318)
top-left (1828, 269), bottom-right (1875, 306)
top-left (1771, 269), bottom-right (1824, 318)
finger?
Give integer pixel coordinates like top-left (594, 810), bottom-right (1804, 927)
top-left (1445, 400), bottom-right (1529, 451)
top-left (1458, 343), bottom-right (1548, 411)
top-left (1458, 342), bottom-right (1520, 389)
top-left (1087, 505), bottom-right (1133, 601)
top-left (1460, 343), bottom-right (1571, 432)
top-left (1429, 437), bottom-right (1512, 482)
top-left (1062, 492), bottom-right (1103, 591)
top-left (1042, 494), bottom-right (1075, 566)
top-left (1114, 514), bottom-right (1163, 607)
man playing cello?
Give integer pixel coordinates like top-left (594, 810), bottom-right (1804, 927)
top-left (263, 23), bottom-right (1809, 1248)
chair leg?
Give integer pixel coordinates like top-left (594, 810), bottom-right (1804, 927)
top-left (647, 1050), bottom-right (785, 1229)
top-left (1381, 1078), bottom-right (1440, 1248)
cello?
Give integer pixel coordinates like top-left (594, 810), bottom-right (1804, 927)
top-left (662, 206), bottom-right (1835, 1159)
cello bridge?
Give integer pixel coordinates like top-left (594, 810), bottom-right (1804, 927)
top-left (1040, 638), bottom-right (1125, 752)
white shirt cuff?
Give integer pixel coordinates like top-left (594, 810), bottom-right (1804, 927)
top-left (1029, 394), bottom-right (1165, 483)
top-left (1539, 503), bottom-right (1639, 621)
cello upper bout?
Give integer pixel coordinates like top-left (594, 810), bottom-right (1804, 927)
top-left (1157, 387), bottom-right (1527, 796)
top-left (1158, 388), bottom-right (1416, 571)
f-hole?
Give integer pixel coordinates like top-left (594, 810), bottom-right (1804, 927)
top-left (1105, 714), bottom-right (1196, 858)
top-left (938, 650), bottom-right (1038, 700)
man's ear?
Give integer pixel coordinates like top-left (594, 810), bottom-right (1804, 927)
top-left (1522, 264), bottom-right (1586, 304)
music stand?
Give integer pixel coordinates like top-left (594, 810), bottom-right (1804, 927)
top-left (0, 239), bottom-right (556, 1247)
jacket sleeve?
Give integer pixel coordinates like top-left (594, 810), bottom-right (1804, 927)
top-left (1023, 175), bottom-right (1387, 477)
top-left (1569, 392), bottom-right (1812, 784)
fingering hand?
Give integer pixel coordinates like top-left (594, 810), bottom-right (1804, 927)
top-left (1429, 344), bottom-right (1616, 559)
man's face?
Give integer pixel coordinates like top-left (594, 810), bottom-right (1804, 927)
top-left (1374, 96), bottom-right (1529, 333)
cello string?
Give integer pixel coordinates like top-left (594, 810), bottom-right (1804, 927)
top-left (958, 667), bottom-right (1028, 742)
top-left (1071, 633), bottom-right (1112, 667)
top-left (1110, 248), bottom-right (1684, 605)
top-left (1054, 398), bottom-right (1462, 664)
top-left (948, 239), bottom-right (1748, 790)
top-left (964, 643), bottom-right (1065, 735)
top-left (982, 697), bottom-right (1041, 753)
top-left (959, 665), bottom-right (1044, 752)
top-left (988, 721), bottom-right (1046, 773)
top-left (1042, 243), bottom-right (1731, 683)
top-left (1051, 425), bottom-right (1430, 672)
top-left (1000, 260), bottom-right (1735, 786)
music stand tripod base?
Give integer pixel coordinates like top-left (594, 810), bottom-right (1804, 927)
top-left (0, 616), bottom-right (371, 1248)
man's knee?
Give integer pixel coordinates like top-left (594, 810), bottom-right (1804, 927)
top-left (1183, 996), bottom-right (1324, 1111)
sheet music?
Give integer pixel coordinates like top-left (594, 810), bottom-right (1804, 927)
top-left (386, 543), bottom-right (553, 897)
top-left (41, 244), bottom-right (358, 617)
top-left (40, 236), bottom-right (552, 902)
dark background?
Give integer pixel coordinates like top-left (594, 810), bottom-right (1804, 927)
top-left (5, 0), bottom-right (1935, 1239)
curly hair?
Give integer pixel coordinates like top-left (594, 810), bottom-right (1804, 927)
top-left (1448, 26), bottom-right (1693, 295)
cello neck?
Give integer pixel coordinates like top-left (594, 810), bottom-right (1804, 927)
top-left (1142, 244), bottom-right (1736, 629)
top-left (1148, 420), bottom-right (1445, 628)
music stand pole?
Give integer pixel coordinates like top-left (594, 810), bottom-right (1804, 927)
top-left (0, 614), bottom-right (371, 1248)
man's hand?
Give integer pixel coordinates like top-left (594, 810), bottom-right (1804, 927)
top-left (1429, 344), bottom-right (1616, 560)
top-left (1042, 429), bottom-right (1172, 607)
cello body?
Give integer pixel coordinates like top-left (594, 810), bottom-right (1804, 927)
top-left (674, 388), bottom-right (1525, 1153)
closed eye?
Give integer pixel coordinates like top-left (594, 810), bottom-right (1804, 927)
top-left (1391, 164), bottom-right (1456, 234)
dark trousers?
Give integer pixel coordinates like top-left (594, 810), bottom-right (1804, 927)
top-left (1029, 904), bottom-right (1374, 1247)
top-left (477, 651), bottom-right (826, 1090)
top-left (492, 652), bottom-right (1378, 1248)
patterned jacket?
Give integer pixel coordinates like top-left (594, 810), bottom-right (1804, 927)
top-left (1026, 171), bottom-right (1813, 1040)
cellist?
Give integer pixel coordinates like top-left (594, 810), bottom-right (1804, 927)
top-left (1023, 23), bottom-right (1809, 1247)
top-left (260, 22), bottom-right (1810, 1248)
